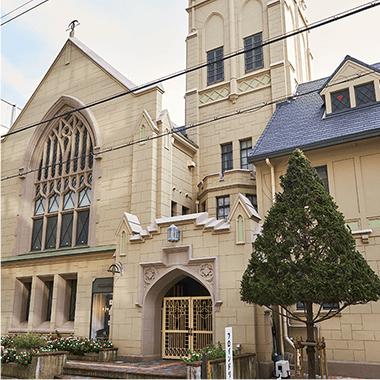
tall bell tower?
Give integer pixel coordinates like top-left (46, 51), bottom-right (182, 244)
top-left (185, 0), bottom-right (312, 217)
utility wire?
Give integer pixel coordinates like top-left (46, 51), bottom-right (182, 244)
top-left (1, 68), bottom-right (376, 182)
top-left (1, 0), bottom-right (51, 26)
top-left (1, 0), bottom-right (36, 19)
top-left (2, 0), bottom-right (379, 138)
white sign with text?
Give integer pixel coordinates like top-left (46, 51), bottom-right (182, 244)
top-left (225, 326), bottom-right (233, 380)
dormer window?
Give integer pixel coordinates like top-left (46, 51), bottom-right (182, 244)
top-left (331, 89), bottom-right (350, 113)
top-left (354, 82), bottom-right (376, 106)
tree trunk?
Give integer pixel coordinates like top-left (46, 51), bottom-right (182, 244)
top-left (306, 301), bottom-right (316, 379)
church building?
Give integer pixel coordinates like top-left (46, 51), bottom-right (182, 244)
top-left (2, 0), bottom-right (378, 378)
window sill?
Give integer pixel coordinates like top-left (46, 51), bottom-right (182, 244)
top-left (33, 321), bottom-right (52, 334)
top-left (55, 321), bottom-right (74, 334)
top-left (2, 245), bottom-right (116, 263)
top-left (9, 322), bottom-right (29, 334)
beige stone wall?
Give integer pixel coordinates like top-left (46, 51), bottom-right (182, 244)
top-left (1, 252), bottom-right (114, 336)
top-left (253, 137), bottom-right (380, 363)
top-left (111, 206), bottom-right (272, 361)
top-left (185, 0), bottom-right (311, 218)
top-left (1, 40), bottom-right (193, 257)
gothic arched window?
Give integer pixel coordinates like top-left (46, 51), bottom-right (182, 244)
top-left (31, 114), bottom-right (94, 251)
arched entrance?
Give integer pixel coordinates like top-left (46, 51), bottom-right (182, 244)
top-left (162, 277), bottom-right (212, 359)
top-left (141, 267), bottom-right (215, 360)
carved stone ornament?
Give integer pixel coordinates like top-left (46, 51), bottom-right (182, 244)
top-left (144, 267), bottom-right (158, 284)
top-left (199, 263), bottom-right (214, 282)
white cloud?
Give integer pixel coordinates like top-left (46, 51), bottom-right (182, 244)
top-left (1, 55), bottom-right (39, 101)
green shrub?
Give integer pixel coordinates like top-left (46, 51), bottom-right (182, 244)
top-left (13, 333), bottom-right (46, 349)
top-left (180, 341), bottom-right (237, 363)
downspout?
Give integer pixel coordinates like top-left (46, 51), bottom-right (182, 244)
top-left (265, 158), bottom-right (286, 355)
top-left (265, 158), bottom-right (275, 204)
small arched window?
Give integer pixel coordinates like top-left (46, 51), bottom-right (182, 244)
top-left (31, 114), bottom-right (93, 251)
top-left (237, 215), bottom-right (244, 243)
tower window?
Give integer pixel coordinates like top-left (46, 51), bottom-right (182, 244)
top-left (207, 47), bottom-right (224, 85)
top-left (244, 33), bottom-right (263, 73)
top-left (240, 139), bottom-right (253, 171)
top-left (331, 89), bottom-right (350, 112)
top-left (221, 143), bottom-right (233, 173)
top-left (217, 196), bottom-right (230, 220)
top-left (355, 82), bottom-right (376, 106)
top-left (31, 114), bottom-right (93, 251)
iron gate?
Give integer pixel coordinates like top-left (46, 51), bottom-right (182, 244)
top-left (162, 296), bottom-right (212, 359)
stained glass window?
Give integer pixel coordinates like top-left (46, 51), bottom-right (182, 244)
top-left (76, 210), bottom-right (89, 246)
top-left (31, 113), bottom-right (93, 251)
top-left (355, 82), bottom-right (376, 106)
top-left (331, 89), bottom-right (350, 112)
top-left (60, 213), bottom-right (73, 247)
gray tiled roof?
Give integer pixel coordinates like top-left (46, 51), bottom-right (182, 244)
top-left (249, 57), bottom-right (380, 162)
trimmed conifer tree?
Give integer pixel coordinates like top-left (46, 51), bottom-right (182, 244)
top-left (240, 149), bottom-right (380, 378)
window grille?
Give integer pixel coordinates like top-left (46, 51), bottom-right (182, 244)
top-left (240, 139), bottom-right (253, 170)
top-left (31, 114), bottom-right (93, 251)
top-left (221, 143), bottom-right (233, 173)
top-left (217, 196), bottom-right (230, 220)
top-left (207, 47), bottom-right (224, 85)
top-left (355, 82), bottom-right (376, 106)
top-left (244, 33), bottom-right (264, 73)
top-left (331, 89), bottom-right (350, 112)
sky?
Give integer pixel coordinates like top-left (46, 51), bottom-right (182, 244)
top-left (1, 0), bottom-right (380, 129)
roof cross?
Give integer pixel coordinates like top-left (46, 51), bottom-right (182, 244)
top-left (66, 20), bottom-right (80, 37)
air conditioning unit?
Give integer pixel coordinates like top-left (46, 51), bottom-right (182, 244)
top-left (275, 360), bottom-right (290, 379)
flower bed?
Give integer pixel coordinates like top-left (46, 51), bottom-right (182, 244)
top-left (1, 331), bottom-right (114, 366)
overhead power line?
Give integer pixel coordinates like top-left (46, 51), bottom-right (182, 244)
top-left (2, 0), bottom-right (379, 138)
top-left (1, 68), bottom-right (376, 182)
top-left (1, 0), bottom-right (36, 19)
top-left (1, 0), bottom-right (51, 26)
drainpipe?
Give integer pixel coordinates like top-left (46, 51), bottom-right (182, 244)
top-left (265, 158), bottom-right (275, 204)
top-left (287, 316), bottom-right (321, 371)
top-left (265, 158), bottom-right (285, 355)
top-left (283, 313), bottom-right (295, 349)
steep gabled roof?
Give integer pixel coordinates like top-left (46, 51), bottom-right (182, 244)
top-left (318, 55), bottom-right (380, 94)
top-left (70, 37), bottom-right (164, 93)
top-left (249, 58), bottom-right (380, 162)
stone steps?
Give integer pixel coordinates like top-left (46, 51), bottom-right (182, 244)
top-left (57, 359), bottom-right (187, 379)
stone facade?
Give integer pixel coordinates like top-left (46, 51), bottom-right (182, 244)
top-left (250, 55), bottom-right (380, 377)
top-left (1, 1), bottom-right (276, 365)
top-left (2, 0), bottom-right (378, 378)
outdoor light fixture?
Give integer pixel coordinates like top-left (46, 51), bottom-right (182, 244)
top-left (167, 224), bottom-right (180, 242)
top-left (107, 261), bottom-right (124, 276)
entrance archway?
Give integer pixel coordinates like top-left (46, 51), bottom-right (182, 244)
top-left (162, 277), bottom-right (212, 359)
top-left (141, 268), bottom-right (214, 360)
